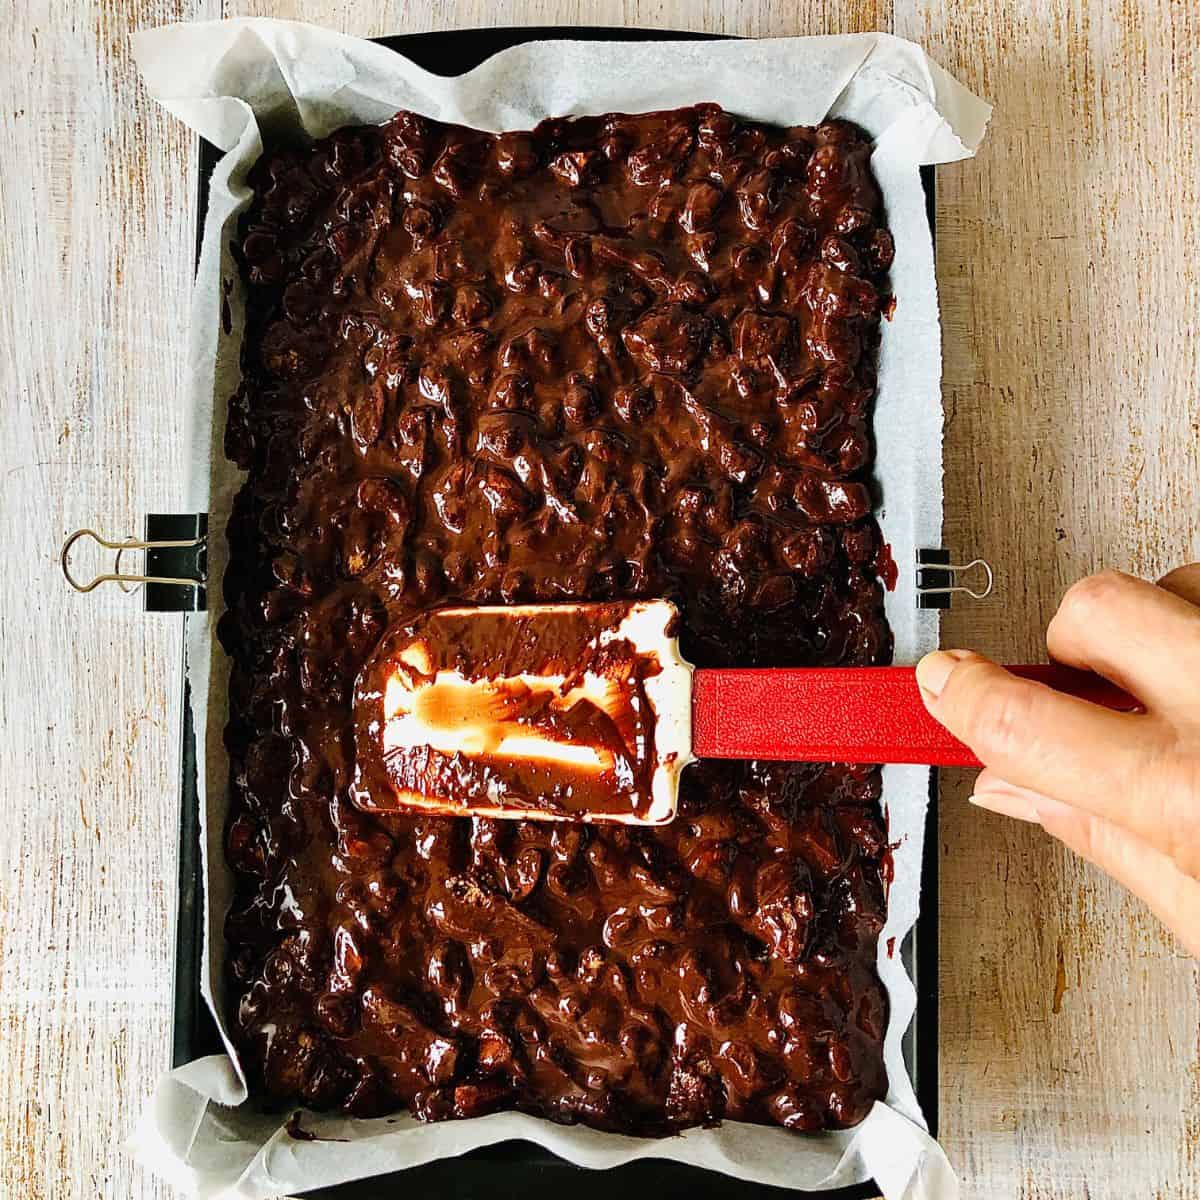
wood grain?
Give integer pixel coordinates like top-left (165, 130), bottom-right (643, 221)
top-left (1, 1), bottom-right (216, 1197)
top-left (896, 3), bottom-right (1200, 1196)
top-left (0, 3), bottom-right (1195, 1198)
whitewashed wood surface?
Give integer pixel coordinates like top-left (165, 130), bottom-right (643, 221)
top-left (1, 2), bottom-right (1196, 1197)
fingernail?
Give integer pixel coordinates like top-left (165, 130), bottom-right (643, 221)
top-left (915, 649), bottom-right (968, 699)
top-left (969, 791), bottom-right (1043, 823)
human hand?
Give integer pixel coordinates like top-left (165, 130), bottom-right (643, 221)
top-left (915, 566), bottom-right (1200, 956)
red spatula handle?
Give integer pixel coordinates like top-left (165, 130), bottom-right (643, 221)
top-left (691, 664), bottom-right (1139, 768)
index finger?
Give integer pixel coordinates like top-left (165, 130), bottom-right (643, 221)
top-left (1158, 563), bottom-right (1200, 607)
top-left (1045, 570), bottom-right (1200, 716)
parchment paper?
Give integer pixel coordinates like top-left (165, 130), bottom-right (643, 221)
top-left (128, 20), bottom-right (990, 1199)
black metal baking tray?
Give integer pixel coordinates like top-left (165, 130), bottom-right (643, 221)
top-left (173, 25), bottom-right (939, 1199)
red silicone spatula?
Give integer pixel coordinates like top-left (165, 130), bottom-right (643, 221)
top-left (692, 663), bottom-right (1137, 769)
top-left (353, 601), bottom-right (1139, 825)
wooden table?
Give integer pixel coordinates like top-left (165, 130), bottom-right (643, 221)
top-left (2, 2), bottom-right (1196, 1196)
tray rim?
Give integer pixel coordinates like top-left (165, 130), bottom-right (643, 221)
top-left (171, 24), bottom-right (940, 1200)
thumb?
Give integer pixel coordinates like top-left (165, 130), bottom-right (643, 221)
top-left (914, 649), bottom-right (1142, 809)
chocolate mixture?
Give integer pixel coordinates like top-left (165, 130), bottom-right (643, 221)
top-left (221, 103), bottom-right (896, 1133)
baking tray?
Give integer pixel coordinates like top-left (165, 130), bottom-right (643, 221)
top-left (172, 26), bottom-right (940, 1199)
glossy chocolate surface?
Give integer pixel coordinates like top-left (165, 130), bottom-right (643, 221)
top-left (221, 103), bottom-right (895, 1133)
